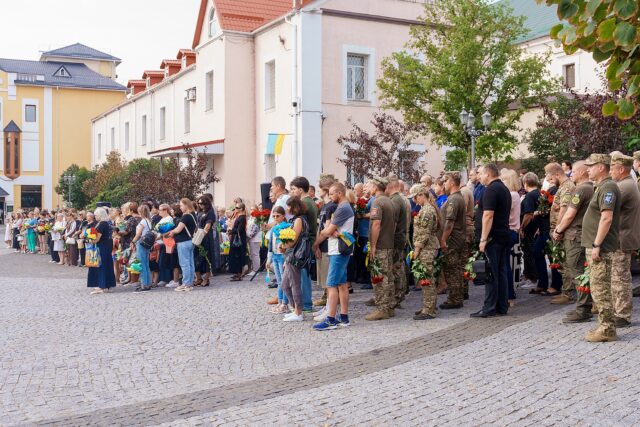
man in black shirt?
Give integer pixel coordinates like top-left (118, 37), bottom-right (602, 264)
top-left (519, 172), bottom-right (541, 287)
top-left (472, 164), bottom-right (511, 318)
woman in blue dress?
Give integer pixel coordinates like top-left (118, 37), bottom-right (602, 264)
top-left (87, 207), bottom-right (116, 294)
top-left (26, 211), bottom-right (38, 253)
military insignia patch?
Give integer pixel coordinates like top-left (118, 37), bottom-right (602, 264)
top-left (571, 195), bottom-right (580, 205)
top-left (603, 192), bottom-right (614, 204)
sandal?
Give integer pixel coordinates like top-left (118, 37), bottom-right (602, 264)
top-left (540, 290), bottom-right (561, 296)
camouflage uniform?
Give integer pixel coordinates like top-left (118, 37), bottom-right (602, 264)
top-left (460, 185), bottom-right (475, 297)
top-left (551, 178), bottom-right (575, 293)
top-left (586, 249), bottom-right (616, 334)
top-left (611, 250), bottom-right (633, 322)
top-left (374, 249), bottom-right (396, 311)
top-left (390, 193), bottom-right (409, 307)
top-left (441, 191), bottom-right (466, 306)
top-left (413, 203), bottom-right (440, 317)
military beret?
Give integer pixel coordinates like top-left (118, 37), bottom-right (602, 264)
top-left (584, 153), bottom-right (611, 166)
top-left (370, 176), bottom-right (389, 188)
top-left (610, 151), bottom-right (633, 167)
top-left (633, 151), bottom-right (640, 161)
top-left (408, 184), bottom-right (429, 199)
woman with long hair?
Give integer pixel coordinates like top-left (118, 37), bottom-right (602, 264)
top-left (65, 211), bottom-right (79, 266)
top-left (131, 204), bottom-right (154, 292)
top-left (266, 206), bottom-right (289, 313)
top-left (500, 168), bottom-right (522, 305)
top-left (194, 195), bottom-right (219, 286)
top-left (88, 207), bottom-right (116, 294)
top-left (280, 197), bottom-right (308, 322)
top-left (228, 202), bottom-right (247, 281)
top-left (167, 198), bottom-right (198, 292)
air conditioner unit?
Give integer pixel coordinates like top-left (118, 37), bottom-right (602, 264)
top-left (186, 87), bottom-right (197, 102)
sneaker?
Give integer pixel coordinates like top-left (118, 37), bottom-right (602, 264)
top-left (313, 307), bottom-right (328, 322)
top-left (157, 281), bottom-right (168, 287)
top-left (174, 285), bottom-right (186, 292)
top-left (134, 286), bottom-right (151, 293)
top-left (313, 318), bottom-right (339, 330)
top-left (283, 313), bottom-right (304, 322)
top-left (336, 314), bottom-right (350, 327)
top-left (519, 281), bottom-right (535, 289)
top-left (166, 281), bottom-right (179, 288)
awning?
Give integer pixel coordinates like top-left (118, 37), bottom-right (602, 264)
top-left (147, 139), bottom-right (224, 158)
top-left (0, 186), bottom-right (9, 197)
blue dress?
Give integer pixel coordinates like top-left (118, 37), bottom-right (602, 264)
top-left (87, 221), bottom-right (116, 289)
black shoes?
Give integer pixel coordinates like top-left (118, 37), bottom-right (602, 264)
top-left (413, 313), bottom-right (435, 320)
top-left (439, 302), bottom-right (463, 310)
top-left (470, 310), bottom-right (496, 318)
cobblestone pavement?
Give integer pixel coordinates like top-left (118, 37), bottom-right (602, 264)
top-left (0, 236), bottom-right (638, 426)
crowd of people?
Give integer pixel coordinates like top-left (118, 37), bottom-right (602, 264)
top-left (4, 150), bottom-right (639, 341)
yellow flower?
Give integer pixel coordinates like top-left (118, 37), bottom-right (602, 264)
top-left (279, 228), bottom-right (297, 242)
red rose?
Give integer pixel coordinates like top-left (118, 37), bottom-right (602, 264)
top-left (419, 279), bottom-right (432, 287)
top-left (372, 276), bottom-right (384, 284)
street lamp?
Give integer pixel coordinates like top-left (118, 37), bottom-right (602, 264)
top-left (62, 174), bottom-right (76, 207)
top-left (460, 108), bottom-right (491, 170)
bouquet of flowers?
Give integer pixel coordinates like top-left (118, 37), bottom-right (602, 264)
top-left (433, 251), bottom-right (444, 280)
top-left (369, 258), bottom-right (384, 284)
top-left (20, 223), bottom-right (29, 234)
top-left (220, 240), bottom-right (230, 255)
top-left (279, 228), bottom-right (297, 244)
top-left (53, 224), bottom-right (66, 234)
top-left (537, 190), bottom-right (554, 215)
top-left (546, 240), bottom-right (566, 270)
top-left (411, 258), bottom-right (432, 287)
top-left (155, 216), bottom-right (176, 234)
top-left (576, 262), bottom-right (590, 294)
top-left (355, 197), bottom-right (368, 215)
top-left (84, 227), bottom-right (98, 243)
top-left (117, 221), bottom-right (126, 232)
top-left (250, 208), bottom-right (271, 225)
top-left (127, 257), bottom-right (142, 274)
top-left (43, 223), bottom-right (52, 233)
top-left (464, 251), bottom-right (480, 280)
top-left (37, 220), bottom-right (46, 233)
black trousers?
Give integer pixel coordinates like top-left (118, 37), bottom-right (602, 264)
top-left (354, 236), bottom-right (370, 283)
top-left (482, 241), bottom-right (510, 315)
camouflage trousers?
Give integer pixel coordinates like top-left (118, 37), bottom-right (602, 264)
top-left (417, 249), bottom-right (437, 317)
top-left (443, 245), bottom-right (466, 305)
top-left (393, 248), bottom-right (408, 307)
top-left (611, 250), bottom-right (633, 322)
top-left (585, 249), bottom-right (615, 333)
top-left (373, 249), bottom-right (396, 312)
top-left (562, 238), bottom-right (584, 299)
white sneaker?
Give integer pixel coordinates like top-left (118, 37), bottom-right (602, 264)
top-left (519, 281), bottom-right (535, 289)
top-left (166, 281), bottom-right (179, 288)
top-left (313, 307), bottom-right (329, 322)
top-left (157, 281), bottom-right (168, 287)
top-left (283, 313), bottom-right (304, 322)
top-left (312, 306), bottom-right (327, 318)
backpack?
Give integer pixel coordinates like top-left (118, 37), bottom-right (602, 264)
top-left (140, 220), bottom-right (156, 249)
top-left (288, 216), bottom-right (312, 270)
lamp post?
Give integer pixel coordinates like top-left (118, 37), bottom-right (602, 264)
top-left (62, 174), bottom-right (76, 207)
top-left (460, 109), bottom-right (491, 170)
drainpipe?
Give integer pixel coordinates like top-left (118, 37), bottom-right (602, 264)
top-left (285, 2), bottom-right (300, 177)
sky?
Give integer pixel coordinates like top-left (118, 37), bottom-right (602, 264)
top-left (0, 0), bottom-right (201, 85)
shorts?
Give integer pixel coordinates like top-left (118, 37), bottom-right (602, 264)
top-left (326, 254), bottom-right (350, 287)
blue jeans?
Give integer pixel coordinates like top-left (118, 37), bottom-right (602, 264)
top-left (506, 230), bottom-right (518, 299)
top-left (177, 240), bottom-right (195, 286)
top-left (136, 241), bottom-right (151, 287)
top-left (482, 241), bottom-right (510, 315)
top-left (301, 267), bottom-right (313, 311)
top-left (533, 232), bottom-right (549, 290)
top-left (272, 253), bottom-right (288, 304)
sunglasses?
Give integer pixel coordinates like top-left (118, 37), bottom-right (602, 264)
top-left (235, 206), bottom-right (242, 210)
top-left (198, 202), bottom-right (205, 205)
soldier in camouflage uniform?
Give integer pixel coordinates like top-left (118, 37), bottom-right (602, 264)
top-left (386, 175), bottom-right (410, 309)
top-left (545, 162), bottom-right (575, 302)
top-left (408, 184), bottom-right (441, 320)
top-left (460, 184), bottom-right (475, 300)
top-left (609, 152), bottom-right (640, 328)
top-left (365, 177), bottom-right (397, 321)
top-left (581, 154), bottom-right (621, 342)
top-left (439, 172), bottom-right (467, 309)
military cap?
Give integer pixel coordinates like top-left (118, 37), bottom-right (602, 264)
top-left (319, 173), bottom-right (335, 181)
top-left (610, 151), bottom-right (633, 167)
top-left (408, 184), bottom-right (429, 199)
top-left (633, 151), bottom-right (640, 161)
top-left (584, 153), bottom-right (611, 166)
top-left (370, 176), bottom-right (389, 188)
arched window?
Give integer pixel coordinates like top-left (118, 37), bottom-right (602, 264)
top-left (3, 120), bottom-right (21, 180)
top-left (208, 8), bottom-right (217, 38)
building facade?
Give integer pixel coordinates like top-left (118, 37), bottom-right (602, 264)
top-left (92, 0), bottom-right (441, 208)
top-left (0, 43), bottom-right (126, 211)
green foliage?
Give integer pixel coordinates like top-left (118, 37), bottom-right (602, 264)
top-left (55, 164), bottom-right (94, 209)
top-left (378, 0), bottom-right (558, 167)
top-left (539, 0), bottom-right (640, 119)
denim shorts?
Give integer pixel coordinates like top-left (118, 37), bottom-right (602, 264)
top-left (326, 254), bottom-right (350, 287)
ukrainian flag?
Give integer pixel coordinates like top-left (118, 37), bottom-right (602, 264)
top-left (266, 133), bottom-right (287, 155)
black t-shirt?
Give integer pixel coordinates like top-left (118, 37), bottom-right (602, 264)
top-left (480, 179), bottom-right (511, 244)
top-left (151, 214), bottom-right (162, 228)
top-left (96, 221), bottom-right (112, 244)
top-left (318, 201), bottom-right (337, 253)
top-left (198, 209), bottom-right (216, 228)
top-left (174, 213), bottom-right (197, 243)
top-left (520, 189), bottom-right (540, 235)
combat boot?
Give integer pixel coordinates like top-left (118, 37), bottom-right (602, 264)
top-left (562, 310), bottom-right (592, 323)
top-left (585, 328), bottom-right (617, 342)
top-left (364, 297), bottom-right (376, 307)
top-left (365, 309), bottom-right (391, 321)
top-left (439, 301), bottom-right (463, 310)
top-left (413, 312), bottom-right (435, 321)
top-left (550, 294), bottom-right (574, 305)
top-left (613, 317), bottom-right (631, 328)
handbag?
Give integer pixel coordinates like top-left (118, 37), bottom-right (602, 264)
top-left (289, 217), bottom-right (311, 269)
top-left (77, 239), bottom-right (85, 249)
top-left (66, 237), bottom-right (76, 245)
top-left (184, 214), bottom-right (206, 246)
top-left (149, 243), bottom-right (160, 262)
top-left (85, 243), bottom-right (101, 268)
top-left (231, 231), bottom-right (243, 248)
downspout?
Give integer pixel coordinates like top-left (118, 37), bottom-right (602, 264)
top-left (285, 1), bottom-right (300, 177)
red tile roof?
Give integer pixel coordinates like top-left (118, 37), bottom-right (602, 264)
top-left (127, 79), bottom-right (146, 88)
top-left (160, 59), bottom-right (182, 69)
top-left (193, 0), bottom-right (316, 47)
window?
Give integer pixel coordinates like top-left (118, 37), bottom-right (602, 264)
top-left (20, 185), bottom-right (42, 209)
top-left (54, 66), bottom-right (70, 78)
top-left (347, 54), bottom-right (367, 101)
top-left (97, 133), bottom-right (102, 158)
top-left (265, 61), bottom-right (276, 110)
top-left (25, 105), bottom-right (37, 123)
top-left (208, 8), bottom-right (217, 37)
top-left (564, 63), bottom-right (576, 89)
top-left (205, 71), bottom-right (214, 111)
top-left (110, 127), bottom-right (115, 150)
top-left (141, 115), bottom-right (147, 146)
top-left (4, 131), bottom-right (20, 179)
top-left (124, 122), bottom-right (130, 151)
top-left (346, 165), bottom-right (364, 188)
top-left (159, 107), bottom-right (166, 140)
top-left (184, 98), bottom-right (190, 134)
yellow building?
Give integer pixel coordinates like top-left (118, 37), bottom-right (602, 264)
top-left (0, 43), bottom-right (126, 211)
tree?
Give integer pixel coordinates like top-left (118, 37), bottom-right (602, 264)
top-left (538, 0), bottom-right (640, 119)
top-left (522, 90), bottom-right (640, 174)
top-left (83, 152), bottom-right (130, 208)
top-left (378, 0), bottom-right (558, 167)
top-left (337, 112), bottom-right (424, 183)
top-left (55, 164), bottom-right (94, 209)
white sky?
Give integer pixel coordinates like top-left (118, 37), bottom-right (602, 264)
top-left (0, 0), bottom-right (202, 85)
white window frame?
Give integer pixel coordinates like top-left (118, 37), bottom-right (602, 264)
top-left (208, 8), bottom-right (218, 38)
top-left (265, 60), bottom-right (276, 111)
top-left (25, 104), bottom-right (37, 123)
top-left (159, 107), bottom-right (166, 140)
top-left (563, 63), bottom-right (576, 89)
top-left (342, 45), bottom-right (376, 104)
top-left (184, 98), bottom-right (191, 134)
top-left (205, 71), bottom-right (214, 111)
top-left (124, 122), bottom-right (130, 151)
top-left (141, 115), bottom-right (147, 146)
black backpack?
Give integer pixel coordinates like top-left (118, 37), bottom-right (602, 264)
top-left (139, 220), bottom-right (156, 249)
top-left (288, 216), bottom-right (312, 270)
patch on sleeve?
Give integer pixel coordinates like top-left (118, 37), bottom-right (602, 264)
top-left (571, 194), bottom-right (580, 205)
top-left (603, 192), bottom-right (615, 205)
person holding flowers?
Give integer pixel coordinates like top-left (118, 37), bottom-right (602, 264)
top-left (266, 206), bottom-right (290, 314)
top-left (408, 184), bottom-right (441, 320)
top-left (87, 208), bottom-right (116, 294)
top-left (37, 211), bottom-right (48, 254)
top-left (195, 195), bottom-right (219, 285)
top-left (52, 213), bottom-right (66, 264)
top-left (25, 211), bottom-right (38, 254)
top-left (131, 204), bottom-right (154, 293)
top-left (166, 198), bottom-right (198, 292)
